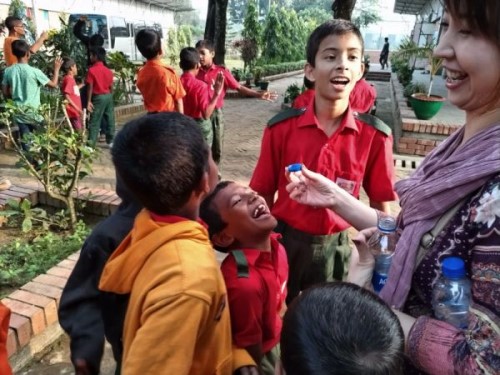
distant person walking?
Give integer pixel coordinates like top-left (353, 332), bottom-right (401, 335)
top-left (379, 37), bottom-right (389, 70)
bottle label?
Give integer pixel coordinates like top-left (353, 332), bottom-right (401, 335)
top-left (372, 272), bottom-right (388, 293)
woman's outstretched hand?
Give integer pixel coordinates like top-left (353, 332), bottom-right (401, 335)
top-left (285, 165), bottom-right (341, 209)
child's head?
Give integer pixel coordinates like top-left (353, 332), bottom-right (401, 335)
top-left (89, 34), bottom-right (104, 48)
top-left (305, 20), bottom-right (365, 102)
top-left (11, 39), bottom-right (30, 60)
top-left (200, 181), bottom-right (277, 252)
top-left (111, 112), bottom-right (218, 216)
top-left (179, 47), bottom-right (200, 72)
top-left (279, 282), bottom-right (405, 375)
top-left (62, 57), bottom-right (77, 75)
top-left (385, 37), bottom-right (389, 42)
top-left (135, 29), bottom-right (162, 60)
top-left (5, 16), bottom-right (23, 35)
top-left (89, 47), bottom-right (106, 63)
top-left (195, 39), bottom-right (215, 68)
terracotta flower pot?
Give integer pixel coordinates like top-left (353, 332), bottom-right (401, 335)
top-left (409, 93), bottom-right (446, 120)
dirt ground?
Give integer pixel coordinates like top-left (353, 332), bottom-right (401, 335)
top-left (13, 73), bottom-right (414, 374)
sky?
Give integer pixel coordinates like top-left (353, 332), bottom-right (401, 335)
top-left (191, 0), bottom-right (208, 20)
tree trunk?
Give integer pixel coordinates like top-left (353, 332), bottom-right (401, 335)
top-left (204, 0), bottom-right (228, 65)
top-left (331, 0), bottom-right (357, 21)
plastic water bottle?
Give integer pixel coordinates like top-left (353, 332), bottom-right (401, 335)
top-left (432, 257), bottom-right (471, 329)
top-left (368, 217), bottom-right (398, 293)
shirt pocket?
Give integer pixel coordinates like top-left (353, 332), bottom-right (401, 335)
top-left (334, 171), bottom-right (361, 197)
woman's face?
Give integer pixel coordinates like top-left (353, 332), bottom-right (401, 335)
top-left (434, 12), bottom-right (500, 114)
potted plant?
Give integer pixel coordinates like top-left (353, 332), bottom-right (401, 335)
top-left (231, 68), bottom-right (243, 82)
top-left (259, 80), bottom-right (270, 90)
top-left (394, 39), bottom-right (445, 120)
top-left (253, 67), bottom-right (263, 86)
top-left (244, 71), bottom-right (253, 88)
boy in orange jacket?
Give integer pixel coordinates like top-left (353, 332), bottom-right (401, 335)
top-left (99, 112), bottom-right (256, 375)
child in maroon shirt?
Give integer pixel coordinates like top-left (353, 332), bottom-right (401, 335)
top-left (61, 57), bottom-right (83, 131)
top-left (179, 47), bottom-right (223, 145)
top-left (200, 181), bottom-right (288, 375)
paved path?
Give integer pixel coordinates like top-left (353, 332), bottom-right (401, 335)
top-left (15, 73), bottom-right (409, 374)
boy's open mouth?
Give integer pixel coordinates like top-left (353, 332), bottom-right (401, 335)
top-left (330, 77), bottom-right (350, 86)
top-left (252, 204), bottom-right (269, 219)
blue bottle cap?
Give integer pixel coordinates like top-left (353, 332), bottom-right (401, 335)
top-left (441, 257), bottom-right (466, 279)
top-left (377, 216), bottom-right (397, 232)
top-left (287, 163), bottom-right (303, 172)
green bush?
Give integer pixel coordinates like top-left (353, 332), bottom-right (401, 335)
top-left (0, 221), bottom-right (89, 293)
top-left (404, 82), bottom-right (428, 97)
top-left (284, 83), bottom-right (302, 104)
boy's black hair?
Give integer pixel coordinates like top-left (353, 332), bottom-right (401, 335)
top-left (5, 16), bottom-right (21, 31)
top-left (89, 46), bottom-right (106, 62)
top-left (89, 34), bottom-right (104, 48)
top-left (199, 180), bottom-right (234, 252)
top-left (111, 112), bottom-right (209, 215)
top-left (281, 282), bottom-right (405, 375)
top-left (62, 57), bottom-right (76, 74)
top-left (384, 37), bottom-right (389, 42)
top-left (306, 19), bottom-right (364, 67)
top-left (179, 47), bottom-right (200, 71)
top-left (11, 39), bottom-right (30, 59)
top-left (303, 76), bottom-right (314, 90)
top-left (135, 29), bottom-right (161, 60)
top-left (195, 39), bottom-right (215, 52)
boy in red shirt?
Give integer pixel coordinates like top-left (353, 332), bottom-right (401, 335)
top-left (179, 47), bottom-right (224, 145)
top-left (86, 47), bottom-right (114, 147)
top-left (250, 20), bottom-right (396, 303)
top-left (195, 40), bottom-right (277, 165)
top-left (61, 57), bottom-right (83, 131)
top-left (135, 29), bottom-right (185, 113)
top-left (200, 181), bottom-right (288, 375)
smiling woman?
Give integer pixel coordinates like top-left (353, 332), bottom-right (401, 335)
top-left (283, 1), bottom-right (500, 374)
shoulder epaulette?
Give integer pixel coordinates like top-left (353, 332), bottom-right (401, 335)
top-left (267, 107), bottom-right (306, 128)
top-left (232, 250), bottom-right (249, 278)
top-left (355, 113), bottom-right (392, 136)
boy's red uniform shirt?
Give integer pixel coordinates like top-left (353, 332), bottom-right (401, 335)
top-left (221, 233), bottom-right (288, 353)
top-left (136, 60), bottom-right (185, 112)
top-left (86, 61), bottom-right (113, 95)
top-left (61, 75), bottom-right (82, 118)
top-left (250, 99), bottom-right (397, 236)
top-left (292, 89), bottom-right (315, 109)
top-left (349, 79), bottom-right (377, 114)
top-left (180, 73), bottom-right (211, 119)
top-left (196, 64), bottom-right (240, 109)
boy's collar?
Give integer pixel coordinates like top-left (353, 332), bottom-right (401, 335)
top-left (149, 212), bottom-right (208, 229)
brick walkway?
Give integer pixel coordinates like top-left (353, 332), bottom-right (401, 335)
top-left (12, 73), bottom-right (415, 374)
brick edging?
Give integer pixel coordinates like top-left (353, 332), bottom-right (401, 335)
top-left (390, 74), bottom-right (462, 156)
top-left (3, 185), bottom-right (123, 371)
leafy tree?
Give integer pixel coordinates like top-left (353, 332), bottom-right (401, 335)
top-left (261, 4), bottom-right (281, 63)
top-left (352, 0), bottom-right (381, 28)
top-left (299, 8), bottom-right (332, 35)
top-left (167, 28), bottom-right (180, 65)
top-left (292, 0), bottom-right (332, 13)
top-left (8, 0), bottom-right (36, 42)
top-left (0, 100), bottom-right (97, 228)
top-left (179, 25), bottom-right (193, 47)
top-left (242, 0), bottom-right (261, 41)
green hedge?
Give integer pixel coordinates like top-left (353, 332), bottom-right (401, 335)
top-left (256, 61), bottom-right (305, 79)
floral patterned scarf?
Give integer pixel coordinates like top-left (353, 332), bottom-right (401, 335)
top-left (380, 123), bottom-right (500, 309)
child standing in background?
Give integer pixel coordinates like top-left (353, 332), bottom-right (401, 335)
top-left (61, 57), bottom-right (83, 131)
top-left (86, 47), bottom-right (115, 148)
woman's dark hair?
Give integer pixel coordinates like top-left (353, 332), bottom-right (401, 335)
top-left (443, 0), bottom-right (500, 45)
top-left (281, 282), bottom-right (405, 375)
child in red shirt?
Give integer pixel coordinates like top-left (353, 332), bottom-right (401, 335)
top-left (61, 58), bottom-right (83, 131)
top-left (0, 302), bottom-right (12, 375)
top-left (179, 47), bottom-right (223, 145)
top-left (200, 181), bottom-right (288, 375)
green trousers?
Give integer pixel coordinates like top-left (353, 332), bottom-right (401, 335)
top-left (210, 108), bottom-right (224, 164)
top-left (276, 221), bottom-right (351, 304)
top-left (261, 344), bottom-right (280, 375)
top-left (88, 93), bottom-right (115, 147)
top-left (196, 118), bottom-right (213, 147)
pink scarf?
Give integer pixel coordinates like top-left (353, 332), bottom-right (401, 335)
top-left (380, 123), bottom-right (500, 309)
